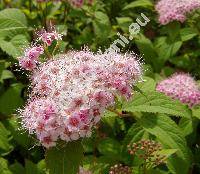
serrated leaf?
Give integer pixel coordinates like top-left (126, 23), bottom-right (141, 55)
top-left (0, 122), bottom-right (13, 156)
top-left (123, 0), bottom-right (153, 10)
top-left (93, 11), bottom-right (111, 41)
top-left (135, 35), bottom-right (159, 71)
top-left (123, 124), bottom-right (148, 146)
top-left (9, 162), bottom-right (25, 174)
top-left (98, 138), bottom-right (121, 157)
top-left (0, 158), bottom-right (12, 174)
top-left (180, 28), bottom-right (198, 41)
top-left (179, 118), bottom-right (193, 136)
top-left (45, 141), bottom-right (84, 174)
top-left (0, 83), bottom-right (24, 115)
top-left (0, 70), bottom-right (14, 82)
top-left (103, 110), bottom-right (118, 118)
top-left (116, 17), bottom-right (132, 32)
top-left (154, 149), bottom-right (178, 159)
top-left (155, 37), bottom-right (182, 62)
top-left (25, 160), bottom-right (41, 174)
top-left (0, 34), bottom-right (28, 58)
top-left (0, 8), bottom-right (27, 38)
top-left (138, 114), bottom-right (191, 174)
top-left (37, 160), bottom-right (46, 174)
top-left (192, 107), bottom-right (200, 119)
top-left (136, 76), bottom-right (156, 92)
top-left (4, 117), bottom-right (35, 149)
top-left (136, 34), bottom-right (157, 61)
top-left (123, 91), bottom-right (191, 118)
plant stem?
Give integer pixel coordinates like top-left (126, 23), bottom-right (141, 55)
top-left (52, 41), bottom-right (60, 56)
top-left (44, 44), bottom-right (52, 60)
top-left (143, 163), bottom-right (147, 174)
top-left (107, 107), bottom-right (131, 118)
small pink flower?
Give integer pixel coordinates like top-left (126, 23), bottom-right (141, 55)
top-left (79, 109), bottom-right (90, 124)
top-left (39, 134), bottom-right (57, 148)
top-left (67, 113), bottom-right (82, 131)
top-left (39, 30), bottom-right (62, 46)
top-left (25, 46), bottom-right (44, 60)
top-left (19, 57), bottom-right (37, 71)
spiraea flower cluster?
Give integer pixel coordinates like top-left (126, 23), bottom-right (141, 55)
top-left (155, 0), bottom-right (200, 25)
top-left (109, 164), bottom-right (132, 174)
top-left (19, 46), bottom-right (44, 71)
top-left (19, 31), bottom-right (142, 148)
top-left (128, 140), bottom-right (166, 167)
top-left (18, 28), bottom-right (62, 71)
top-left (156, 73), bottom-right (200, 107)
top-left (37, 30), bottom-right (62, 46)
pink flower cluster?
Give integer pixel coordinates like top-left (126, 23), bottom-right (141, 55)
top-left (156, 73), bottom-right (200, 107)
top-left (19, 46), bottom-right (44, 71)
top-left (155, 0), bottom-right (200, 25)
top-left (38, 30), bottom-right (62, 46)
top-left (20, 50), bottom-right (142, 148)
top-left (18, 29), bottom-right (62, 71)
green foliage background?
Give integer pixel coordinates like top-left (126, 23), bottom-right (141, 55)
top-left (0, 0), bottom-right (200, 174)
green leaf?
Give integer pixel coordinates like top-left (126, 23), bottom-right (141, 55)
top-left (123, 91), bottom-right (191, 118)
top-left (0, 70), bottom-right (14, 82)
top-left (165, 22), bottom-right (181, 42)
top-left (123, 0), bottom-right (153, 10)
top-left (155, 149), bottom-right (178, 159)
top-left (93, 11), bottom-right (111, 41)
top-left (37, 160), bottom-right (46, 174)
top-left (192, 107), bottom-right (200, 119)
top-left (179, 118), bottom-right (193, 136)
top-left (0, 158), bottom-right (12, 174)
top-left (0, 122), bottom-right (13, 156)
top-left (45, 141), bottom-right (84, 174)
top-left (155, 37), bottom-right (182, 62)
top-left (0, 60), bottom-right (5, 78)
top-left (136, 76), bottom-right (156, 92)
top-left (98, 138), bottom-right (121, 157)
top-left (123, 124), bottom-right (148, 146)
top-left (0, 34), bottom-right (28, 58)
top-left (180, 28), bottom-right (198, 41)
top-left (25, 160), bottom-right (41, 174)
top-left (0, 8), bottom-right (27, 38)
top-left (0, 83), bottom-right (24, 115)
top-left (103, 110), bottom-right (118, 118)
top-left (116, 17), bottom-right (132, 32)
top-left (138, 114), bottom-right (191, 174)
top-left (144, 168), bottom-right (169, 174)
top-left (4, 117), bottom-right (35, 149)
top-left (135, 35), bottom-right (159, 71)
top-left (135, 35), bottom-right (157, 61)
top-left (9, 162), bottom-right (25, 174)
